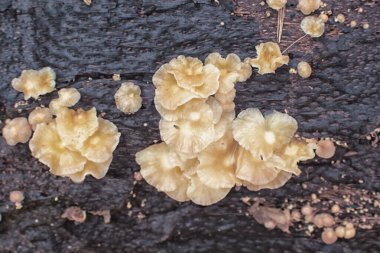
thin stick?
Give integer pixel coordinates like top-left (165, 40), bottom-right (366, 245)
top-left (282, 34), bottom-right (307, 54)
top-left (279, 6), bottom-right (285, 43)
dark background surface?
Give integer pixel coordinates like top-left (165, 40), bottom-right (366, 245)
top-left (0, 0), bottom-right (379, 252)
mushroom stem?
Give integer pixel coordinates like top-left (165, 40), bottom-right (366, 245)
top-left (277, 6), bottom-right (286, 43)
top-left (282, 34), bottom-right (307, 54)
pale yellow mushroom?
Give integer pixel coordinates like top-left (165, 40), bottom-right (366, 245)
top-left (321, 228), bottom-right (338, 245)
top-left (80, 118), bottom-right (121, 163)
top-left (297, 0), bottom-right (321, 15)
top-left (154, 97), bottom-right (206, 121)
top-left (246, 42), bottom-right (289, 75)
top-left (267, 0), bottom-right (287, 10)
top-left (114, 82), bottom-right (142, 114)
top-left (206, 96), bottom-right (223, 124)
top-left (11, 67), bottom-right (56, 100)
top-left (159, 100), bottom-right (215, 154)
top-left (28, 107), bottom-right (54, 130)
top-left (213, 111), bottom-right (235, 142)
top-left (55, 107), bottom-right (99, 150)
top-left (301, 16), bottom-right (325, 37)
top-left (205, 53), bottom-right (252, 94)
top-left (232, 108), bottom-right (297, 160)
top-left (2, 117), bottom-right (32, 146)
top-left (68, 158), bottom-right (113, 183)
top-left (243, 170), bottom-right (292, 191)
top-left (297, 61), bottom-right (312, 78)
top-left (49, 88), bottom-right (81, 115)
top-left (215, 88), bottom-right (236, 113)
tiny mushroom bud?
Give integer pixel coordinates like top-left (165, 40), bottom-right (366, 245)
top-left (28, 107), bottom-right (54, 130)
top-left (114, 82), bottom-right (143, 114)
top-left (335, 14), bottom-right (345, 23)
top-left (319, 13), bottom-right (329, 23)
top-left (9, 191), bottom-right (24, 203)
top-left (301, 16), bottom-right (325, 37)
top-left (344, 226), bottom-right (356, 239)
top-left (335, 226), bottom-right (346, 238)
top-left (301, 204), bottom-right (313, 216)
top-left (297, 61), bottom-right (312, 78)
top-left (266, 0), bottom-right (287, 11)
top-left (62, 206), bottom-right (86, 223)
top-left (322, 213), bottom-right (335, 227)
top-left (316, 140), bottom-right (336, 159)
top-left (11, 67), bottom-right (56, 100)
top-left (297, 0), bottom-right (321, 15)
top-left (350, 20), bottom-right (357, 28)
top-left (2, 117), bottom-right (32, 146)
top-left (331, 204), bottom-right (340, 213)
top-left (321, 228), bottom-right (338, 245)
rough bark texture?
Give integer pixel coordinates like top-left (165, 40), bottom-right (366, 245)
top-left (0, 0), bottom-right (379, 252)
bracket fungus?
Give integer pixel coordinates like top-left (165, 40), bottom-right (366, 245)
top-left (301, 16), bottom-right (325, 37)
top-left (246, 42), bottom-right (289, 75)
top-left (297, 0), bottom-right (321, 15)
top-left (28, 107), bottom-right (54, 131)
top-left (11, 67), bottom-right (56, 100)
top-left (114, 82), bottom-right (142, 114)
top-left (2, 117), bottom-right (32, 146)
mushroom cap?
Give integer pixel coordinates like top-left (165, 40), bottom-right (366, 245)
top-left (301, 16), bottom-right (325, 37)
top-left (297, 61), bottom-right (312, 78)
top-left (236, 147), bottom-right (284, 185)
top-left (29, 122), bottom-right (87, 176)
top-left (197, 130), bottom-right (239, 188)
top-left (154, 97), bottom-right (206, 121)
top-left (114, 82), bottom-right (142, 114)
top-left (11, 67), bottom-right (56, 100)
top-left (267, 0), bottom-right (287, 10)
top-left (68, 157), bottom-right (113, 183)
top-left (297, 0), bottom-right (321, 15)
top-left (316, 139), bottom-right (336, 159)
top-left (58, 88), bottom-right (81, 107)
top-left (55, 107), bottom-right (99, 150)
top-left (321, 228), bottom-right (338, 245)
top-left (214, 111), bottom-right (235, 142)
top-left (80, 118), bottom-right (121, 163)
top-left (243, 170), bottom-right (292, 191)
top-left (232, 108), bottom-right (298, 160)
top-left (28, 107), bottom-right (53, 131)
top-left (205, 53), bottom-right (252, 94)
top-left (247, 42), bottom-right (289, 75)
top-left (206, 96), bottom-right (223, 124)
top-left (215, 89), bottom-right (236, 113)
top-left (159, 101), bottom-right (215, 154)
top-left (49, 99), bottom-right (64, 115)
top-left (2, 117), bottom-right (32, 146)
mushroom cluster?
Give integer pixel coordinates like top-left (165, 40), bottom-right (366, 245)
top-left (136, 54), bottom-right (315, 205)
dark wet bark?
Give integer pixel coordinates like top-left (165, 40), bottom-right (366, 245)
top-left (0, 0), bottom-right (379, 252)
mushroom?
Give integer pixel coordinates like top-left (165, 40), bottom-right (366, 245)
top-left (266, 0), bottom-right (287, 10)
top-left (68, 158), bottom-right (113, 183)
top-left (215, 88), bottom-right (236, 113)
top-left (153, 56), bottom-right (220, 110)
top-left (214, 110), bottom-right (235, 142)
top-left (232, 108), bottom-right (298, 160)
top-left (266, 0), bottom-right (288, 43)
top-left (246, 42), bottom-right (289, 75)
top-left (28, 107), bottom-right (54, 130)
top-left (243, 170), bottom-right (292, 191)
top-left (2, 117), bottom-right (32, 146)
top-left (11, 67), bottom-right (56, 100)
top-left (301, 16), bottom-right (325, 37)
top-left (49, 88), bottom-right (81, 115)
top-left (316, 139), bottom-right (336, 158)
top-left (297, 61), bottom-right (312, 78)
top-left (321, 228), bottom-right (338, 245)
top-left (297, 0), bottom-right (321, 15)
top-left (114, 82), bottom-right (142, 114)
top-left (154, 97), bottom-right (206, 121)
top-left (62, 206), bottom-right (87, 223)
top-left (204, 53), bottom-right (252, 94)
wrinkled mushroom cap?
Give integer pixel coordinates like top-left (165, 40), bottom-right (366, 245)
top-left (11, 67), bottom-right (56, 100)
top-left (232, 108), bottom-right (298, 160)
top-left (28, 107), bottom-right (53, 130)
top-left (301, 16), bottom-right (325, 37)
top-left (205, 53), bottom-right (252, 94)
top-left (80, 118), bottom-right (121, 163)
top-left (68, 158), bottom-right (113, 183)
top-left (267, 0), bottom-right (287, 10)
top-left (2, 117), bottom-right (32, 146)
top-left (247, 42), bottom-right (289, 75)
top-left (297, 0), bottom-right (321, 15)
top-left (159, 100), bottom-right (215, 154)
top-left (58, 88), bottom-right (81, 107)
top-left (114, 82), bottom-right (142, 114)
top-left (56, 107), bottom-right (99, 149)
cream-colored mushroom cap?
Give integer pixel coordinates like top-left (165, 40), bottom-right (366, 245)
top-left (159, 100), bottom-right (215, 154)
top-left (55, 107), bottom-right (99, 149)
top-left (28, 107), bottom-right (53, 130)
top-left (58, 88), bottom-right (81, 107)
top-left (213, 110), bottom-right (235, 142)
top-left (135, 143), bottom-right (192, 201)
top-left (154, 97), bottom-right (206, 121)
top-left (267, 0), bottom-right (287, 10)
top-left (297, 61), bottom-right (312, 78)
top-left (11, 67), bottom-right (56, 100)
top-left (29, 123), bottom-right (87, 176)
top-left (205, 53), bottom-right (252, 94)
top-left (80, 118), bottom-right (121, 163)
top-left (2, 117), bottom-right (32, 146)
top-left (114, 82), bottom-right (142, 114)
top-left (243, 170), bottom-right (292, 191)
top-left (215, 89), bottom-right (236, 113)
top-left (301, 16), bottom-right (325, 37)
top-left (297, 0), bottom-right (321, 15)
top-left (68, 158), bottom-right (113, 183)
top-left (247, 42), bottom-right (289, 75)
top-left (232, 108), bottom-right (298, 160)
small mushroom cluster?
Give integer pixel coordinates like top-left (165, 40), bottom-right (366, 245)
top-left (136, 54), bottom-right (315, 206)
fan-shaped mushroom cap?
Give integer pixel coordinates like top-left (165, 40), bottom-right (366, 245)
top-left (68, 158), bottom-right (113, 183)
top-left (29, 123), bottom-right (87, 176)
top-left (301, 16), bottom-right (325, 37)
top-left (215, 89), bottom-right (236, 113)
top-left (243, 170), bottom-right (292, 191)
top-left (2, 117), bottom-right (32, 146)
top-left (80, 118), bottom-right (121, 163)
top-left (205, 53), bottom-right (252, 94)
top-left (247, 42), bottom-right (289, 75)
top-left (55, 107), bottom-right (99, 149)
top-left (267, 0), bottom-right (287, 11)
top-left (232, 108), bottom-right (297, 160)
top-left (197, 131), bottom-right (239, 188)
top-left (186, 174), bottom-right (231, 206)
top-left (114, 82), bottom-right (142, 114)
top-left (159, 101), bottom-right (215, 154)
top-left (297, 0), bottom-right (321, 15)
top-left (58, 88), bottom-right (81, 107)
top-left (11, 67), bottom-right (56, 100)
top-left (28, 107), bottom-right (54, 130)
